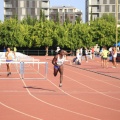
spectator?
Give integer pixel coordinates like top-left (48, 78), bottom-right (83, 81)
top-left (14, 46), bottom-right (17, 52)
top-left (101, 46), bottom-right (109, 68)
top-left (3, 46), bottom-right (6, 52)
top-left (111, 47), bottom-right (117, 68)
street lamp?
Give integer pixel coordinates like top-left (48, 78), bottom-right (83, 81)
top-left (116, 0), bottom-right (118, 48)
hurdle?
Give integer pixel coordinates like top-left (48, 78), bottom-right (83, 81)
top-left (0, 61), bottom-right (48, 80)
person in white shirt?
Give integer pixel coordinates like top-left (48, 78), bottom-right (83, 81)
top-left (79, 48), bottom-right (83, 62)
top-left (5, 47), bottom-right (16, 76)
top-left (52, 50), bottom-right (71, 87)
top-left (111, 47), bottom-right (117, 68)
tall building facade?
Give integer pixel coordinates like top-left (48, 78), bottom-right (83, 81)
top-left (4, 0), bottom-right (49, 20)
top-left (50, 6), bottom-right (82, 24)
top-left (85, 0), bottom-right (120, 22)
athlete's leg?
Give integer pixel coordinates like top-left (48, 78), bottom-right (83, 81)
top-left (6, 63), bottom-right (11, 76)
top-left (54, 66), bottom-right (59, 76)
top-left (58, 65), bottom-right (63, 87)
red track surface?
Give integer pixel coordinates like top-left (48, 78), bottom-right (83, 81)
top-left (0, 56), bottom-right (120, 120)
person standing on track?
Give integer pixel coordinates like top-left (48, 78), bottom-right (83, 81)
top-left (101, 46), bottom-right (109, 68)
top-left (111, 47), bottom-right (117, 68)
top-left (52, 50), bottom-right (71, 87)
top-left (5, 47), bottom-right (16, 76)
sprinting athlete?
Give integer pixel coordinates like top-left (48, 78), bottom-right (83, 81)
top-left (5, 47), bottom-right (16, 76)
top-left (52, 50), bottom-right (71, 87)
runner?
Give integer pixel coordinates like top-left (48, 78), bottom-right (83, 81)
top-left (52, 50), bottom-right (71, 87)
top-left (5, 47), bottom-right (16, 76)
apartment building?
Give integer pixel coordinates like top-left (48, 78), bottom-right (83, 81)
top-left (50, 6), bottom-right (82, 24)
top-left (4, 0), bottom-right (49, 20)
top-left (85, 0), bottom-right (120, 22)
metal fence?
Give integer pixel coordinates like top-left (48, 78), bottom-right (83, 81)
top-left (16, 50), bottom-right (75, 56)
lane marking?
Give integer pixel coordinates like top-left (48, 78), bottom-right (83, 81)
top-left (0, 101), bottom-right (43, 120)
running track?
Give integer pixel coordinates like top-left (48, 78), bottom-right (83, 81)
top-left (0, 56), bottom-right (120, 120)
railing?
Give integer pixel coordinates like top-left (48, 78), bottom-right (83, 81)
top-left (0, 49), bottom-right (76, 56)
top-left (4, 12), bottom-right (12, 15)
top-left (1, 50), bottom-right (74, 56)
top-left (4, 4), bottom-right (12, 8)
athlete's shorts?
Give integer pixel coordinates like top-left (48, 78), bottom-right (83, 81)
top-left (6, 60), bottom-right (13, 62)
top-left (102, 57), bottom-right (107, 60)
top-left (54, 65), bottom-right (59, 70)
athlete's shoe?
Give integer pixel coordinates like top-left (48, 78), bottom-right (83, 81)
top-left (112, 66), bottom-right (116, 68)
top-left (7, 72), bottom-right (11, 76)
top-left (59, 83), bottom-right (62, 87)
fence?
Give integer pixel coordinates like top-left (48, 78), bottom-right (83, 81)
top-left (16, 50), bottom-right (75, 56)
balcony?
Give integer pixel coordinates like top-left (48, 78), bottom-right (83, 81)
top-left (90, 1), bottom-right (99, 5)
top-left (41, 2), bottom-right (49, 8)
top-left (4, 4), bottom-right (12, 8)
top-left (44, 10), bottom-right (49, 16)
top-left (4, 12), bottom-right (12, 15)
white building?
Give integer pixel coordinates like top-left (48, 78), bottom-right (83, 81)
top-left (50, 6), bottom-right (82, 24)
top-left (4, 0), bottom-right (50, 20)
top-left (85, 0), bottom-right (120, 22)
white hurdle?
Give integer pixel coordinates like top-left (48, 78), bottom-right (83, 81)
top-left (0, 52), bottom-right (48, 80)
top-left (0, 61), bottom-right (48, 80)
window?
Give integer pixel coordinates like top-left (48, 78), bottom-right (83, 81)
top-left (22, 8), bottom-right (26, 15)
top-left (119, 0), bottom-right (120, 4)
top-left (105, 5), bottom-right (109, 12)
top-left (110, 0), bottom-right (115, 4)
top-left (103, 0), bottom-right (107, 4)
top-left (27, 1), bottom-right (29, 7)
top-left (118, 13), bottom-right (120, 19)
top-left (32, 1), bottom-right (35, 8)
top-left (20, 1), bottom-right (24, 7)
top-left (70, 15), bottom-right (73, 19)
top-left (112, 5), bottom-right (115, 12)
top-left (68, 9), bottom-right (73, 12)
top-left (31, 8), bottom-right (35, 15)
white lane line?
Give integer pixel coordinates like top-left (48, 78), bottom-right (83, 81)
top-left (0, 101), bottom-right (43, 120)
top-left (65, 65), bottom-right (120, 89)
top-left (21, 78), bottom-right (101, 120)
top-left (46, 63), bottom-right (120, 112)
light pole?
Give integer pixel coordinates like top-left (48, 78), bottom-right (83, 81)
top-left (116, 0), bottom-right (118, 48)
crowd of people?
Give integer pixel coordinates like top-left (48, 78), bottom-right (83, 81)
top-left (52, 46), bottom-right (119, 87)
top-left (1, 46), bottom-right (119, 87)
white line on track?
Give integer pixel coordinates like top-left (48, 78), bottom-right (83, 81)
top-left (0, 64), bottom-right (43, 120)
top-left (1, 59), bottom-right (119, 120)
top-left (21, 76), bottom-right (101, 120)
top-left (64, 74), bottom-right (120, 101)
top-left (0, 101), bottom-right (43, 120)
top-left (1, 90), bottom-right (120, 94)
top-left (46, 63), bottom-right (120, 112)
top-left (64, 65), bottom-right (120, 100)
top-left (65, 64), bottom-right (120, 89)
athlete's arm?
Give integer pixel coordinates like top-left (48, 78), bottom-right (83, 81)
top-left (5, 52), bottom-right (8, 58)
top-left (63, 50), bottom-right (72, 55)
top-left (52, 55), bottom-right (58, 66)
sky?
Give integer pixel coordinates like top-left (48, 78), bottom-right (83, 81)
top-left (0, 0), bottom-right (85, 22)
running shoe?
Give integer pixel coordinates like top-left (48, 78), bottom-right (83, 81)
top-left (7, 72), bottom-right (11, 76)
top-left (59, 83), bottom-right (62, 87)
